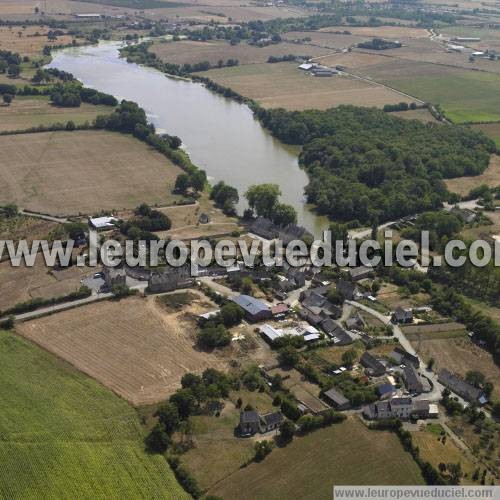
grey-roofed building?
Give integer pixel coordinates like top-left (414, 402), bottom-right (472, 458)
top-left (336, 279), bottom-right (361, 301)
top-left (103, 265), bottom-right (126, 288)
top-left (323, 388), bottom-right (350, 410)
top-left (389, 397), bottom-right (414, 419)
top-left (404, 364), bottom-right (424, 394)
top-left (360, 351), bottom-right (386, 377)
top-left (232, 295), bottom-right (272, 322)
top-left (345, 312), bottom-right (366, 331)
top-left (260, 411), bottom-right (283, 432)
top-left (239, 410), bottom-right (260, 435)
top-left (392, 307), bottom-right (413, 324)
top-left (377, 383), bottom-right (397, 400)
top-left (249, 217), bottom-right (277, 240)
top-left (348, 266), bottom-right (374, 282)
top-left (390, 346), bottom-right (419, 368)
top-left (438, 369), bottom-right (487, 404)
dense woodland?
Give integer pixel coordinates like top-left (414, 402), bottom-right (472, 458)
top-left (256, 106), bottom-right (495, 224)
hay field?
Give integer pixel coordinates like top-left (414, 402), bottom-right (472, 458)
top-left (281, 30), bottom-right (369, 49)
top-left (199, 62), bottom-right (413, 111)
top-left (412, 427), bottom-right (477, 484)
top-left (445, 154), bottom-right (500, 196)
top-left (410, 335), bottom-right (500, 400)
top-left (0, 26), bottom-right (74, 56)
top-left (0, 259), bottom-right (88, 313)
top-left (151, 39), bottom-right (329, 66)
top-left (0, 96), bottom-right (110, 132)
top-left (0, 130), bottom-right (183, 216)
top-left (209, 417), bottom-right (424, 499)
top-left (0, 329), bottom-right (187, 499)
top-left (16, 292), bottom-right (236, 405)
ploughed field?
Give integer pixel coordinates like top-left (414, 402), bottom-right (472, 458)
top-left (0, 130), bottom-right (183, 216)
top-left (0, 329), bottom-right (187, 499)
top-left (16, 293), bottom-right (234, 406)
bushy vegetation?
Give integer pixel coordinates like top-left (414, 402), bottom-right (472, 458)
top-left (119, 203), bottom-right (172, 240)
top-left (255, 106), bottom-right (494, 224)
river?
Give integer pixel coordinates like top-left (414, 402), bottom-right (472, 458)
top-left (48, 41), bottom-right (329, 236)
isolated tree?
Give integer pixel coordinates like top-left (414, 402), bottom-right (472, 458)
top-left (219, 303), bottom-right (244, 327)
top-left (2, 94), bottom-right (12, 105)
top-left (341, 348), bottom-right (358, 367)
top-left (278, 346), bottom-right (299, 368)
top-left (245, 184), bottom-right (281, 219)
top-left (174, 173), bottom-right (190, 193)
top-left (156, 402), bottom-right (180, 434)
top-left (279, 419), bottom-right (295, 442)
top-left (190, 169), bottom-right (206, 193)
top-left (145, 424), bottom-right (171, 453)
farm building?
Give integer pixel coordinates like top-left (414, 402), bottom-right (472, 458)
top-left (232, 295), bottom-right (271, 322)
top-left (348, 266), bottom-right (374, 282)
top-left (377, 383), bottom-right (397, 400)
top-left (438, 370), bottom-right (488, 405)
top-left (336, 279), bottom-right (361, 301)
top-left (89, 216), bottom-right (117, 231)
top-left (389, 347), bottom-right (419, 368)
top-left (364, 398), bottom-right (436, 420)
top-left (360, 352), bottom-right (386, 377)
top-left (103, 266), bottom-right (126, 288)
top-left (148, 266), bottom-right (193, 293)
top-left (239, 410), bottom-right (261, 436)
top-left (322, 388), bottom-right (350, 410)
top-left (238, 410), bottom-right (283, 436)
top-left (403, 364), bottom-right (424, 395)
top-left (392, 307), bottom-right (413, 324)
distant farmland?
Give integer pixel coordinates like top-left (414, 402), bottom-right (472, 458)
top-left (0, 329), bottom-right (187, 499)
top-left (0, 130), bottom-right (183, 216)
top-left (209, 417), bottom-right (424, 499)
top-left (151, 39), bottom-right (330, 66)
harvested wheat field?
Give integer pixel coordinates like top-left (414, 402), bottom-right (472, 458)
top-left (445, 154), bottom-right (500, 196)
top-left (0, 26), bottom-right (74, 56)
top-left (199, 62), bottom-right (413, 111)
top-left (319, 25), bottom-right (430, 39)
top-left (0, 97), bottom-right (111, 132)
top-left (151, 39), bottom-right (329, 66)
top-left (0, 130), bottom-right (183, 216)
top-left (16, 292), bottom-right (235, 405)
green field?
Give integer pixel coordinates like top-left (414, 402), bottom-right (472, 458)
top-left (0, 330), bottom-right (188, 499)
top-left (209, 417), bottom-right (424, 499)
top-left (377, 67), bottom-right (500, 123)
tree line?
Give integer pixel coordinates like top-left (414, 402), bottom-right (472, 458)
top-left (255, 105), bottom-right (495, 225)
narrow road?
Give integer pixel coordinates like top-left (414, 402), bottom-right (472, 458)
top-left (346, 299), bottom-right (445, 402)
top-left (20, 210), bottom-right (69, 224)
top-left (13, 292), bottom-right (113, 322)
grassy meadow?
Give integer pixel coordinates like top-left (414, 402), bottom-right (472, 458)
top-left (379, 69), bottom-right (500, 123)
top-left (0, 330), bottom-right (187, 499)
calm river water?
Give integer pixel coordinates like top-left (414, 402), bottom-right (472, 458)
top-left (48, 41), bottom-right (329, 236)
